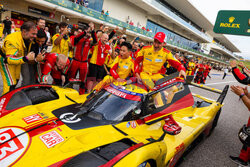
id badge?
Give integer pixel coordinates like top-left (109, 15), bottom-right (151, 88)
top-left (101, 53), bottom-right (104, 58)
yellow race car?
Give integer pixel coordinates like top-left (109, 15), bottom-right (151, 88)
top-left (0, 74), bottom-right (228, 167)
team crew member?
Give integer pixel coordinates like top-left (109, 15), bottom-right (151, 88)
top-left (194, 62), bottom-right (205, 84)
top-left (38, 53), bottom-right (70, 86)
top-left (135, 32), bottom-right (186, 90)
top-left (94, 42), bottom-right (135, 91)
top-left (230, 60), bottom-right (250, 85)
top-left (186, 58), bottom-right (196, 75)
top-left (0, 21), bottom-right (39, 94)
top-left (87, 33), bottom-right (111, 92)
top-left (21, 29), bottom-right (47, 86)
top-left (203, 62), bottom-right (212, 83)
top-left (51, 22), bottom-right (72, 57)
top-left (68, 22), bottom-right (96, 94)
top-left (131, 40), bottom-right (140, 60)
top-left (229, 59), bottom-right (250, 166)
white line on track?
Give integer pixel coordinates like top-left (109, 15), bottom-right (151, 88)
top-left (204, 81), bottom-right (237, 86)
top-left (189, 80), bottom-right (237, 87)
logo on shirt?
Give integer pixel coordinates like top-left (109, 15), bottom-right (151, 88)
top-left (145, 58), bottom-right (152, 62)
top-left (123, 65), bottom-right (129, 69)
top-left (155, 59), bottom-right (163, 62)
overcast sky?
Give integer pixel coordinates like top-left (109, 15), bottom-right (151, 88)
top-left (188, 0), bottom-right (250, 59)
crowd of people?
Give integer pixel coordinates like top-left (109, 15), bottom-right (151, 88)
top-left (0, 17), bottom-right (191, 96)
top-left (0, 16), bottom-right (233, 96)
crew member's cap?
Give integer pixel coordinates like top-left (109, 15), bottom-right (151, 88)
top-left (154, 32), bottom-right (166, 43)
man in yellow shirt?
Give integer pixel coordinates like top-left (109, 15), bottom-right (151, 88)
top-left (135, 32), bottom-right (186, 90)
top-left (186, 58), bottom-right (196, 75)
top-left (51, 22), bottom-right (72, 56)
top-left (94, 42), bottom-right (135, 91)
top-left (0, 21), bottom-right (40, 94)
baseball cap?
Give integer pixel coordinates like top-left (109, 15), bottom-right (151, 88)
top-left (154, 32), bottom-right (166, 43)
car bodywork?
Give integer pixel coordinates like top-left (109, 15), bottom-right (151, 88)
top-left (0, 75), bottom-right (228, 167)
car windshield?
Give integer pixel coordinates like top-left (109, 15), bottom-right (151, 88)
top-left (82, 90), bottom-right (139, 121)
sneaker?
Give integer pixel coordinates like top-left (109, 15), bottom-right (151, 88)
top-left (229, 156), bottom-right (248, 167)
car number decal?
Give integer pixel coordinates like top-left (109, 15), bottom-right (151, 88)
top-left (0, 127), bottom-right (30, 167)
top-left (40, 130), bottom-right (64, 148)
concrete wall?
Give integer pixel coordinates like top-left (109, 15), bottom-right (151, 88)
top-left (103, 0), bottom-right (148, 27)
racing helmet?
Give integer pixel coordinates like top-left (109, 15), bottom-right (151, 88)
top-left (238, 125), bottom-right (250, 147)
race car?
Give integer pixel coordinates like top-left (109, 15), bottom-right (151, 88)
top-left (0, 73), bottom-right (228, 167)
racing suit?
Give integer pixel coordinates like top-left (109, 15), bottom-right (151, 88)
top-left (203, 64), bottom-right (211, 83)
top-left (194, 63), bottom-right (205, 84)
top-left (186, 61), bottom-right (196, 75)
top-left (135, 45), bottom-right (185, 90)
top-left (0, 32), bottom-right (31, 94)
top-left (94, 56), bottom-right (135, 91)
top-left (68, 30), bottom-right (97, 94)
top-left (238, 117), bottom-right (250, 163)
top-left (38, 53), bottom-right (70, 86)
top-left (232, 67), bottom-right (250, 85)
top-left (51, 33), bottom-right (70, 57)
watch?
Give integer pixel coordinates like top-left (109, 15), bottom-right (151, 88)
top-left (240, 93), bottom-right (245, 99)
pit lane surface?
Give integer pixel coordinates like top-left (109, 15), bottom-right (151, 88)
top-left (179, 70), bottom-right (247, 167)
top-left (0, 70), bottom-right (246, 167)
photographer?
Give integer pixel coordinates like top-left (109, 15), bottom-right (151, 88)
top-left (51, 22), bottom-right (72, 57)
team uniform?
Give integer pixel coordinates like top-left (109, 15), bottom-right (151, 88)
top-left (131, 48), bottom-right (140, 60)
top-left (194, 63), bottom-right (205, 84)
top-left (37, 53), bottom-right (70, 85)
top-left (94, 55), bottom-right (135, 91)
top-left (186, 61), bottom-right (196, 75)
top-left (88, 40), bottom-right (111, 80)
top-left (203, 64), bottom-right (212, 83)
top-left (232, 66), bottom-right (250, 85)
top-left (0, 32), bottom-right (31, 94)
top-left (68, 31), bottom-right (97, 94)
top-left (51, 33), bottom-right (70, 56)
top-left (135, 45), bottom-right (185, 90)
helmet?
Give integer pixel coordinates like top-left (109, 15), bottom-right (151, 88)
top-left (238, 125), bottom-right (250, 147)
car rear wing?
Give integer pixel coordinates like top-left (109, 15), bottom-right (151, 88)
top-left (186, 75), bottom-right (229, 104)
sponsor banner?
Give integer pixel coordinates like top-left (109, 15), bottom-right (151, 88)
top-left (105, 85), bottom-right (142, 101)
top-left (214, 10), bottom-right (250, 36)
top-left (44, 0), bottom-right (154, 37)
top-left (0, 127), bottom-right (30, 167)
top-left (40, 130), bottom-right (64, 148)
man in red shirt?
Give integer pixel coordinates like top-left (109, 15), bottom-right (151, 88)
top-left (68, 22), bottom-right (96, 94)
top-left (87, 33), bottom-right (111, 92)
top-left (38, 53), bottom-right (70, 86)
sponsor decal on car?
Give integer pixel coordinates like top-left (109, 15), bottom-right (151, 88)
top-left (131, 121), bottom-right (137, 128)
top-left (40, 130), bottom-right (64, 148)
top-left (169, 143), bottom-right (185, 167)
top-left (126, 122), bottom-right (130, 128)
top-left (60, 113), bottom-right (81, 124)
top-left (23, 113), bottom-right (43, 124)
top-left (0, 98), bottom-right (6, 112)
top-left (0, 127), bottom-right (30, 167)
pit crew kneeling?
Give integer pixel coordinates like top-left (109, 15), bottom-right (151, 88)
top-left (37, 53), bottom-right (70, 86)
top-left (94, 42), bottom-right (136, 91)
